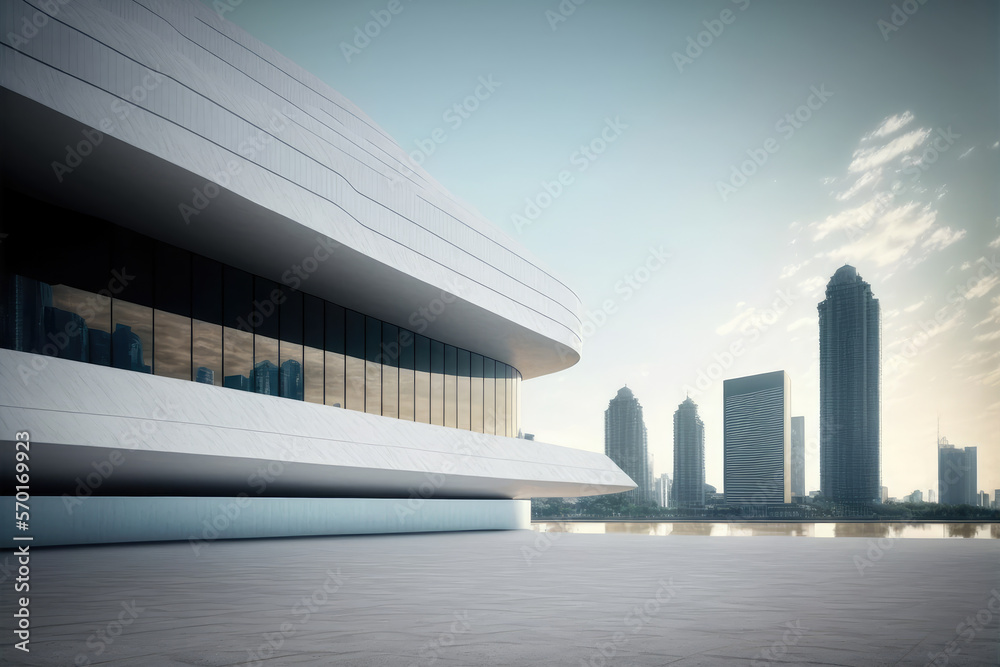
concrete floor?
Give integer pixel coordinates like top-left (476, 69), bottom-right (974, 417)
top-left (1, 531), bottom-right (998, 666)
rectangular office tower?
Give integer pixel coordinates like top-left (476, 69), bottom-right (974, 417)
top-left (0, 0), bottom-right (634, 546)
top-left (723, 371), bottom-right (791, 505)
top-left (818, 265), bottom-right (881, 506)
top-left (937, 441), bottom-right (977, 506)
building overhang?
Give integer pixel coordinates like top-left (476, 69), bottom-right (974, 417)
top-left (0, 88), bottom-right (579, 378)
top-left (0, 351), bottom-right (635, 500)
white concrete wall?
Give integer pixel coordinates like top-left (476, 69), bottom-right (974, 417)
top-left (0, 496), bottom-right (531, 547)
top-left (1, 350), bottom-right (636, 499)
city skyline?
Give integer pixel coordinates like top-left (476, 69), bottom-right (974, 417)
top-left (213, 1), bottom-right (998, 498)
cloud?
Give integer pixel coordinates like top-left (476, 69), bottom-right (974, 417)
top-left (812, 191), bottom-right (894, 240)
top-left (836, 168), bottom-right (882, 201)
top-left (971, 362), bottom-right (1000, 387)
top-left (958, 146), bottom-right (975, 160)
top-left (786, 317), bottom-right (813, 332)
top-left (863, 112), bottom-right (915, 142)
top-left (780, 261), bottom-right (808, 279)
top-left (824, 202), bottom-right (937, 267)
top-left (989, 234), bottom-right (1000, 249)
top-left (715, 306), bottom-right (756, 336)
top-left (797, 275), bottom-right (827, 298)
top-left (903, 300), bottom-right (924, 313)
top-left (965, 274), bottom-right (1000, 300)
top-left (849, 128), bottom-right (931, 174)
top-left (974, 296), bottom-right (1000, 328)
top-left (956, 347), bottom-right (1000, 366)
top-left (921, 226), bottom-right (966, 251)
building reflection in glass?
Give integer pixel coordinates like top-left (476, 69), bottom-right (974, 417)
top-left (3, 267), bottom-right (522, 436)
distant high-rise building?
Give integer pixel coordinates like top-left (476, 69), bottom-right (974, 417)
top-left (927, 489), bottom-right (936, 504)
top-left (224, 374), bottom-right (252, 392)
top-left (44, 307), bottom-right (89, 362)
top-left (252, 360), bottom-right (280, 396)
top-left (819, 264), bottom-right (881, 506)
top-left (655, 473), bottom-right (671, 508)
top-left (723, 371), bottom-right (791, 505)
top-left (994, 490), bottom-right (999, 509)
top-left (904, 489), bottom-right (923, 503)
top-left (195, 366), bottom-right (215, 385)
top-left (880, 486), bottom-right (888, 503)
top-left (280, 358), bottom-right (304, 400)
top-left (978, 491), bottom-right (989, 508)
top-left (605, 386), bottom-right (653, 504)
top-left (938, 440), bottom-right (977, 506)
top-left (791, 416), bottom-right (805, 498)
top-left (671, 397), bottom-right (705, 508)
top-left (111, 323), bottom-right (150, 373)
top-left (89, 329), bottom-right (111, 366)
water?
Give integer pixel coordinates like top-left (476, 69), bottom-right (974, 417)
top-left (531, 521), bottom-right (1000, 539)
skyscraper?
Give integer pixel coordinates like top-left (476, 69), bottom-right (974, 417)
top-left (605, 387), bottom-right (652, 504)
top-left (655, 473), bottom-right (672, 508)
top-left (937, 440), bottom-right (977, 506)
top-left (723, 371), bottom-right (791, 505)
top-left (791, 415), bottom-right (805, 498)
top-left (671, 397), bottom-right (705, 508)
top-left (818, 265), bottom-right (881, 506)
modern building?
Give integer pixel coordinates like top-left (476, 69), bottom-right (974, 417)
top-left (790, 415), bottom-right (805, 498)
top-left (995, 490), bottom-right (999, 510)
top-left (671, 396), bottom-right (705, 508)
top-left (655, 473), bottom-right (671, 508)
top-left (880, 486), bottom-right (889, 504)
top-left (927, 489), bottom-right (936, 504)
top-left (0, 0), bottom-right (634, 546)
top-left (903, 490), bottom-right (923, 504)
top-left (604, 387), bottom-right (653, 504)
top-left (937, 440), bottom-right (977, 506)
top-left (723, 371), bottom-right (791, 505)
top-left (978, 491), bottom-right (989, 508)
top-left (818, 265), bottom-right (881, 506)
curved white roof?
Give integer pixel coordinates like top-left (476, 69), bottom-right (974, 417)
top-left (0, 0), bottom-right (582, 377)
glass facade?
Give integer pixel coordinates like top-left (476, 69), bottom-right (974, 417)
top-left (0, 190), bottom-right (522, 436)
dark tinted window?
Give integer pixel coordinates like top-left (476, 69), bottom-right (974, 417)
top-left (154, 243), bottom-right (190, 317)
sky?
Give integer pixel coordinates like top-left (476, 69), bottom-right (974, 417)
top-left (210, 0), bottom-right (999, 500)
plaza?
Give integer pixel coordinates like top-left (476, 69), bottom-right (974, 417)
top-left (3, 531), bottom-right (997, 666)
